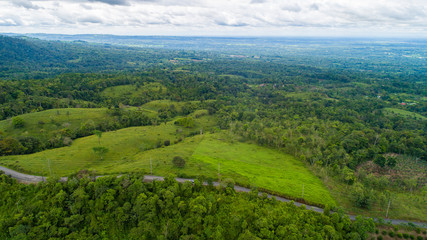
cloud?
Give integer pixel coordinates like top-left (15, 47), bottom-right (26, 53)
top-left (281, 4), bottom-right (301, 13)
top-left (78, 16), bottom-right (104, 23)
top-left (215, 20), bottom-right (248, 27)
top-left (0, 18), bottom-right (20, 26)
top-left (12, 0), bottom-right (41, 9)
top-left (88, 0), bottom-right (130, 6)
top-left (250, 0), bottom-right (267, 4)
top-left (309, 4), bottom-right (319, 11)
top-left (0, 0), bottom-right (425, 36)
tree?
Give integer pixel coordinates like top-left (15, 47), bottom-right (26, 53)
top-left (12, 117), bottom-right (25, 128)
top-left (386, 156), bottom-right (397, 168)
top-left (374, 155), bottom-right (386, 168)
top-left (172, 156), bottom-right (185, 168)
top-left (0, 138), bottom-right (26, 155)
top-left (94, 130), bottom-right (103, 145)
top-left (93, 146), bottom-right (109, 160)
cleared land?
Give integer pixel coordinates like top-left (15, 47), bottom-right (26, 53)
top-left (383, 108), bottom-right (426, 121)
top-left (0, 116), bottom-right (334, 206)
top-left (101, 83), bottom-right (165, 100)
top-left (0, 108), bottom-right (109, 138)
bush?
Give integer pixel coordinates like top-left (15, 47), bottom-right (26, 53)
top-left (172, 156), bottom-right (185, 168)
top-left (382, 230), bottom-right (387, 235)
top-left (416, 236), bottom-right (423, 240)
top-left (156, 139), bottom-right (163, 148)
top-left (164, 140), bottom-right (170, 146)
top-left (409, 235), bottom-right (414, 240)
top-left (12, 117), bottom-right (25, 128)
top-left (403, 233), bottom-right (409, 239)
top-left (397, 232), bottom-right (403, 238)
top-left (351, 183), bottom-right (375, 209)
top-left (375, 229), bottom-right (379, 234)
top-left (389, 231), bottom-right (395, 237)
top-left (174, 117), bottom-right (195, 128)
top-left (374, 155), bottom-right (386, 168)
top-left (377, 236), bottom-right (383, 240)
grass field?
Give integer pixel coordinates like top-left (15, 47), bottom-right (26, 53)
top-left (0, 120), bottom-right (334, 206)
top-left (0, 108), bottom-right (109, 138)
top-left (190, 134), bottom-right (336, 206)
top-left (383, 108), bottom-right (426, 121)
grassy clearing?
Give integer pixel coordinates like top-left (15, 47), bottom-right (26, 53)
top-left (190, 134), bottom-right (336, 206)
top-left (383, 108), bottom-right (426, 121)
top-left (0, 122), bottom-right (334, 206)
top-left (0, 108), bottom-right (109, 138)
top-left (0, 113), bottom-right (216, 175)
top-left (141, 100), bottom-right (186, 112)
top-left (0, 120), bottom-right (194, 175)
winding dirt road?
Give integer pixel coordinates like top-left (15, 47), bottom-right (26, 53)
top-left (1, 165), bottom-right (425, 227)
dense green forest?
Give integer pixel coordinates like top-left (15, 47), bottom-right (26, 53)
top-left (0, 172), bottom-right (377, 239)
top-left (0, 35), bottom-right (426, 231)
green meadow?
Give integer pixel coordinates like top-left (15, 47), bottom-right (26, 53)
top-left (190, 134), bottom-right (336, 206)
top-left (0, 118), bottom-right (334, 206)
top-left (0, 108), bottom-right (109, 138)
top-left (383, 108), bottom-right (426, 121)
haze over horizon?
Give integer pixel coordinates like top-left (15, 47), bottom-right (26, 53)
top-left (0, 0), bottom-right (426, 38)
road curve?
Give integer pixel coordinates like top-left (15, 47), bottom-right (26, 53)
top-left (1, 165), bottom-right (426, 228)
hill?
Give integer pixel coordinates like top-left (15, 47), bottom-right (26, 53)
top-left (0, 35), bottom-right (207, 79)
top-left (0, 115), bottom-right (334, 206)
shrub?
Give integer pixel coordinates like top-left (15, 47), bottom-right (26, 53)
top-left (374, 155), bottom-right (386, 168)
top-left (174, 117), bottom-right (195, 128)
top-left (382, 230), bottom-right (387, 235)
top-left (172, 156), bottom-right (185, 168)
top-left (156, 139), bottom-right (163, 148)
top-left (397, 232), bottom-right (403, 238)
top-left (375, 229), bottom-right (379, 234)
top-left (409, 235), bottom-right (414, 240)
top-left (389, 231), bottom-right (395, 237)
top-left (164, 140), bottom-right (170, 146)
top-left (377, 236), bottom-right (383, 240)
top-left (403, 233), bottom-right (409, 239)
top-left (416, 236), bottom-right (423, 240)
top-left (12, 117), bottom-right (25, 128)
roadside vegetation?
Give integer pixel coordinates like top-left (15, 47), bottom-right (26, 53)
top-left (0, 172), bottom-right (376, 240)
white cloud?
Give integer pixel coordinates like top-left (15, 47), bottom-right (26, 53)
top-left (0, 0), bottom-right (425, 36)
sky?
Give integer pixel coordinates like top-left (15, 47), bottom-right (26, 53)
top-left (0, 0), bottom-right (426, 37)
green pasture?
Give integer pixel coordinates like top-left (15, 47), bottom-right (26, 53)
top-left (383, 108), bottom-right (426, 121)
top-left (0, 108), bottom-right (109, 138)
top-left (190, 134), bottom-right (336, 206)
top-left (0, 121), bottom-right (335, 206)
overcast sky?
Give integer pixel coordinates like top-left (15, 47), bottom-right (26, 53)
top-left (0, 0), bottom-right (426, 37)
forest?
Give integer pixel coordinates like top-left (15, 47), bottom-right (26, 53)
top-left (0, 35), bottom-right (426, 238)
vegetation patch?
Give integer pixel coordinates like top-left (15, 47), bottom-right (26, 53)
top-left (190, 133), bottom-right (336, 206)
top-left (383, 108), bottom-right (426, 121)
